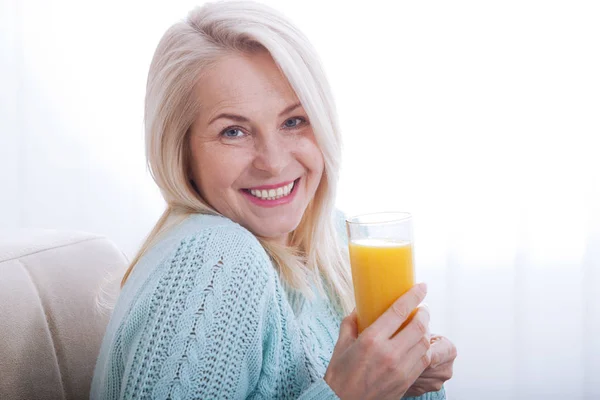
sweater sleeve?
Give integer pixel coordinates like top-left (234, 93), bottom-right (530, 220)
top-left (119, 226), bottom-right (277, 399)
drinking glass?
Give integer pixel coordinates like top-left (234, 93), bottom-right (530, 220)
top-left (346, 212), bottom-right (415, 333)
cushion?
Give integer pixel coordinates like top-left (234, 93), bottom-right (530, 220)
top-left (0, 229), bottom-right (127, 400)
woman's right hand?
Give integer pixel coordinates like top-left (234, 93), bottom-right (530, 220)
top-left (324, 283), bottom-right (431, 400)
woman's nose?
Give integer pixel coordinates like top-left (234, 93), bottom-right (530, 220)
top-left (252, 134), bottom-right (290, 176)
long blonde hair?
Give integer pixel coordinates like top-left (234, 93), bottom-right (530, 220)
top-left (122, 0), bottom-right (353, 314)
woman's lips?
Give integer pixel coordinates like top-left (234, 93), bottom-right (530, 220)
top-left (245, 179), bottom-right (296, 191)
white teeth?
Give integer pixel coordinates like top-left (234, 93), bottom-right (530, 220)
top-left (283, 182), bottom-right (293, 195)
top-left (248, 180), bottom-right (296, 200)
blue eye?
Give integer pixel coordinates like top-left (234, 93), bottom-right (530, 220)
top-left (283, 117), bottom-right (305, 128)
top-left (221, 128), bottom-right (245, 138)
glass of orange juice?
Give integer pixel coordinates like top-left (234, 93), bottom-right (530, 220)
top-left (346, 212), bottom-right (415, 333)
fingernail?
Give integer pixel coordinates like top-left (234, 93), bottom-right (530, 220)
top-left (417, 282), bottom-right (428, 293)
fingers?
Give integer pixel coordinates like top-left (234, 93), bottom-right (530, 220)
top-left (394, 307), bottom-right (432, 394)
top-left (391, 305), bottom-right (430, 354)
top-left (366, 282), bottom-right (427, 338)
top-left (410, 359), bottom-right (453, 395)
top-left (413, 336), bottom-right (456, 388)
top-left (420, 360), bottom-right (454, 380)
top-left (429, 336), bottom-right (457, 368)
top-left (335, 309), bottom-right (358, 351)
top-left (404, 340), bottom-right (432, 387)
top-left (403, 315), bottom-right (432, 368)
top-left (406, 352), bottom-right (453, 397)
top-left (405, 377), bottom-right (445, 396)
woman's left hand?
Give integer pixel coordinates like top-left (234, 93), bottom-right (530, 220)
top-left (404, 335), bottom-right (457, 397)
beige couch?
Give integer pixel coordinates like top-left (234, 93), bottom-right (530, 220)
top-left (0, 229), bottom-right (127, 400)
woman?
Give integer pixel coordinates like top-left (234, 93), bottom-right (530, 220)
top-left (91, 1), bottom-right (456, 399)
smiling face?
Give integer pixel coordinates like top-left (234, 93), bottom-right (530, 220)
top-left (188, 50), bottom-right (325, 244)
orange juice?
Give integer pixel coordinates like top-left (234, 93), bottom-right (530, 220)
top-left (349, 239), bottom-right (415, 332)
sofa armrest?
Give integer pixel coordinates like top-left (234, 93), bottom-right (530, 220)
top-left (0, 229), bottom-right (127, 400)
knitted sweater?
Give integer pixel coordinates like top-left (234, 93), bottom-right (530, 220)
top-left (90, 213), bottom-right (446, 399)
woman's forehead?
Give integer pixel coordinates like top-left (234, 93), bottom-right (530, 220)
top-left (195, 52), bottom-right (300, 117)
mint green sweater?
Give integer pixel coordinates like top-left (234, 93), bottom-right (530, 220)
top-left (91, 214), bottom-right (445, 399)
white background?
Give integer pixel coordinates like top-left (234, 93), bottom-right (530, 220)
top-left (1, 1), bottom-right (599, 398)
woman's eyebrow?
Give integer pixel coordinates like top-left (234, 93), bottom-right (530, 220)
top-left (207, 102), bottom-right (303, 126)
top-left (278, 102), bottom-right (302, 117)
top-left (208, 113), bottom-right (249, 126)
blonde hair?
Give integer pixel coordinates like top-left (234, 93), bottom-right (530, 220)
top-left (122, 0), bottom-right (353, 314)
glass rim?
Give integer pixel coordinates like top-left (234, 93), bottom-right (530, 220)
top-left (345, 212), bottom-right (412, 225)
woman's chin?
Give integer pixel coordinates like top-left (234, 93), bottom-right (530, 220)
top-left (246, 219), bottom-right (301, 244)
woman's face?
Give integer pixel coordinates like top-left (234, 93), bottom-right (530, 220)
top-left (189, 51), bottom-right (325, 244)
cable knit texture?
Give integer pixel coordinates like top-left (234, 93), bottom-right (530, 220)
top-left (90, 213), bottom-right (445, 400)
